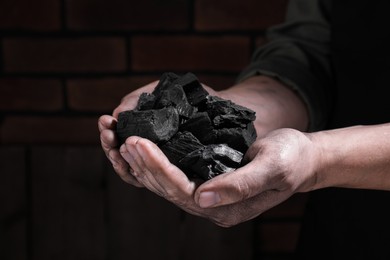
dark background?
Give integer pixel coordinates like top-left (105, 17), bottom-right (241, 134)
top-left (0, 0), bottom-right (308, 259)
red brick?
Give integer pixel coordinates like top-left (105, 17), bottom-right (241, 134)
top-left (0, 0), bottom-right (60, 31)
top-left (67, 76), bottom-right (158, 112)
top-left (131, 36), bottom-right (251, 72)
top-left (66, 0), bottom-right (189, 31)
top-left (0, 116), bottom-right (100, 144)
top-left (258, 222), bottom-right (301, 252)
top-left (3, 37), bottom-right (127, 73)
top-left (195, 0), bottom-right (288, 31)
top-left (0, 78), bottom-right (63, 111)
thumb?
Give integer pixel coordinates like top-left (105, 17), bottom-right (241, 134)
top-left (194, 161), bottom-right (270, 208)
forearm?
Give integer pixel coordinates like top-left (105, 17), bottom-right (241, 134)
top-left (312, 123), bottom-right (390, 190)
top-left (219, 75), bottom-right (309, 136)
top-left (237, 0), bottom-right (333, 132)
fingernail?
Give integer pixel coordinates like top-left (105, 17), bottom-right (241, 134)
top-left (199, 191), bottom-right (221, 208)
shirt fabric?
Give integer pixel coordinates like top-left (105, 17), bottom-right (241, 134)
top-left (239, 0), bottom-right (390, 258)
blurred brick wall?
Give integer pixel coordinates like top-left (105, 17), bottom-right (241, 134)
top-left (0, 0), bottom-right (308, 259)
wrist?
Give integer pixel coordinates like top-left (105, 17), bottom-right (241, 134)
top-left (307, 130), bottom-right (337, 190)
top-left (309, 124), bottom-right (390, 191)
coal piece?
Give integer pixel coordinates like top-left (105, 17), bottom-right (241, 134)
top-left (154, 84), bottom-right (195, 119)
top-left (179, 112), bottom-right (215, 143)
top-left (153, 72), bottom-right (180, 96)
top-left (159, 131), bottom-right (204, 174)
top-left (180, 144), bottom-right (243, 180)
top-left (212, 123), bottom-right (257, 153)
top-left (177, 73), bottom-right (209, 106)
top-left (206, 96), bottom-right (256, 128)
top-left (136, 92), bottom-right (156, 110)
top-left (116, 106), bottom-right (179, 145)
top-left (116, 72), bottom-right (257, 180)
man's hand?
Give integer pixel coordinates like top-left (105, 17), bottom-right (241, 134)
top-left (117, 128), bottom-right (320, 227)
top-left (98, 80), bottom-right (223, 188)
top-left (98, 81), bottom-right (159, 187)
top-left (194, 128), bottom-right (320, 209)
top-left (98, 75), bottom-right (313, 226)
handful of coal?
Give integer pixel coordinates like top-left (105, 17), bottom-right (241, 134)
top-left (116, 72), bottom-right (257, 180)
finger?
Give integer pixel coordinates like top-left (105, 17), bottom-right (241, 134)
top-left (119, 141), bottom-right (141, 178)
top-left (109, 149), bottom-right (144, 188)
top-left (255, 189), bottom-right (292, 212)
top-left (210, 189), bottom-right (292, 227)
top-left (120, 139), bottom-right (164, 193)
top-left (101, 129), bottom-right (145, 187)
top-left (194, 160), bottom-right (271, 208)
top-left (98, 115), bottom-right (117, 132)
top-left (100, 129), bottom-right (118, 156)
top-left (135, 137), bottom-right (196, 196)
top-left (120, 137), bottom-right (169, 196)
top-left (123, 136), bottom-right (196, 207)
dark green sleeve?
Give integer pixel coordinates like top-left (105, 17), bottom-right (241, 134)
top-left (238, 0), bottom-right (333, 131)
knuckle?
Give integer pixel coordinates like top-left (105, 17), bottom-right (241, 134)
top-left (113, 161), bottom-right (126, 174)
top-left (100, 132), bottom-right (111, 150)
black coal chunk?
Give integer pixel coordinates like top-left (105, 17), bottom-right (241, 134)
top-left (179, 112), bottom-right (215, 144)
top-left (154, 84), bottom-right (195, 119)
top-left (206, 96), bottom-right (256, 128)
top-left (135, 93), bottom-right (156, 110)
top-left (160, 131), bottom-right (204, 175)
top-left (180, 144), bottom-right (243, 180)
top-left (153, 72), bottom-right (180, 94)
top-left (116, 72), bottom-right (257, 180)
top-left (212, 123), bottom-right (257, 153)
top-left (178, 73), bottom-right (209, 106)
top-left (116, 107), bottom-right (179, 145)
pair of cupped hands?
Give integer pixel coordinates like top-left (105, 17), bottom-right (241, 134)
top-left (98, 78), bottom-right (319, 227)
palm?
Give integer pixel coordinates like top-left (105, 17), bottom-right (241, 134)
top-left (119, 135), bottom-right (293, 227)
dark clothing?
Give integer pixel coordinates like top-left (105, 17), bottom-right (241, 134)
top-left (330, 1), bottom-right (390, 128)
top-left (239, 0), bottom-right (390, 258)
